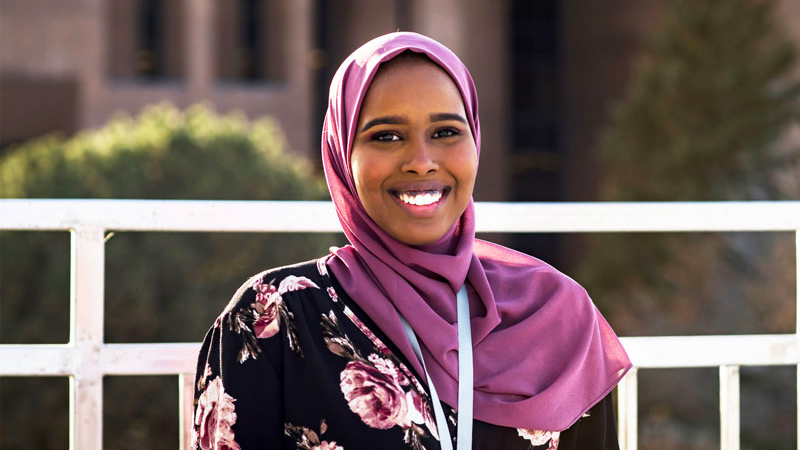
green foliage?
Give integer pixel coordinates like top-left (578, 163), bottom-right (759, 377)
top-left (1, 103), bottom-right (324, 200)
top-left (0, 103), bottom-right (343, 450)
top-left (579, 0), bottom-right (799, 447)
top-left (584, 0), bottom-right (800, 314)
top-left (600, 0), bottom-right (800, 201)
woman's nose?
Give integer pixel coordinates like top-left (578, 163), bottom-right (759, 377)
top-left (400, 138), bottom-right (438, 175)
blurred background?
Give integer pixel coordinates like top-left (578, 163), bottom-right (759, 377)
top-left (1, 0), bottom-right (799, 449)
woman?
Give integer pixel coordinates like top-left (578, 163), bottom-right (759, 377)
top-left (192, 32), bottom-right (631, 450)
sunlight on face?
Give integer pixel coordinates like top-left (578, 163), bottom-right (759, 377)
top-left (350, 58), bottom-right (478, 246)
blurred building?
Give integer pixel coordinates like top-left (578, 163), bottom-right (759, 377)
top-left (1, 0), bottom-right (799, 261)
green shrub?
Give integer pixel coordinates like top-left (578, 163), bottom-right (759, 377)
top-left (0, 103), bottom-right (343, 450)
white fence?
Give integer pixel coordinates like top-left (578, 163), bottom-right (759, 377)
top-left (1, 199), bottom-right (799, 450)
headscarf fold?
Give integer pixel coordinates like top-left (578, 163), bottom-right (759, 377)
top-left (322, 32), bottom-right (631, 432)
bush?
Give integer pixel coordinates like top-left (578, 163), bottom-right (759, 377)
top-left (0, 103), bottom-right (343, 450)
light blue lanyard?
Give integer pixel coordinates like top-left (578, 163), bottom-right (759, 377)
top-left (399, 285), bottom-right (473, 450)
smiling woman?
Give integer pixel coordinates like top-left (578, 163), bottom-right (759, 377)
top-left (192, 32), bottom-right (631, 450)
top-left (350, 54), bottom-right (477, 246)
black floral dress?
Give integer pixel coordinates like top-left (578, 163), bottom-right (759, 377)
top-left (192, 258), bottom-right (620, 450)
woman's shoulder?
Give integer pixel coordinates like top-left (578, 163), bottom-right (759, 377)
top-left (220, 257), bottom-right (329, 317)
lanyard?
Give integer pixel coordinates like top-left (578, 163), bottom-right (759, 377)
top-left (399, 284), bottom-right (473, 450)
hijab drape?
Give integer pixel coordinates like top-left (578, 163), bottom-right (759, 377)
top-left (322, 32), bottom-right (631, 432)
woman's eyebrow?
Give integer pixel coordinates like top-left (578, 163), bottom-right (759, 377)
top-left (430, 113), bottom-right (467, 124)
top-left (359, 115), bottom-right (407, 133)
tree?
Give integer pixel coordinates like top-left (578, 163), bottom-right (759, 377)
top-left (599, 0), bottom-right (799, 202)
top-left (580, 0), bottom-right (799, 448)
top-left (0, 104), bottom-right (343, 450)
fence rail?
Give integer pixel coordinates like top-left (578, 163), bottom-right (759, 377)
top-left (1, 199), bottom-right (799, 450)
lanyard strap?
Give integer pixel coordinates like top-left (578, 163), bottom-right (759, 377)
top-left (399, 285), bottom-right (472, 450)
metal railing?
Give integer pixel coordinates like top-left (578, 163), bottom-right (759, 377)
top-left (1, 199), bottom-right (799, 450)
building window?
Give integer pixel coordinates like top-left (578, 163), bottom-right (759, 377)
top-left (107, 0), bottom-right (185, 81)
top-left (510, 0), bottom-right (562, 263)
top-left (240, 0), bottom-right (261, 80)
top-left (216, 0), bottom-right (286, 83)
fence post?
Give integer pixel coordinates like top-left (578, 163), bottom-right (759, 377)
top-left (617, 367), bottom-right (638, 450)
top-left (179, 373), bottom-right (195, 450)
top-left (720, 365), bottom-right (740, 450)
top-left (796, 230), bottom-right (799, 450)
top-left (70, 227), bottom-right (105, 450)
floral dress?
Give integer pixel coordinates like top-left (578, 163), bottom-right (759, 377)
top-left (192, 258), bottom-right (620, 450)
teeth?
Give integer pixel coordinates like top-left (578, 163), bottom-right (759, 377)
top-left (398, 190), bottom-right (443, 206)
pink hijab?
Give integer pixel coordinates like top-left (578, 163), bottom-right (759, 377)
top-left (322, 32), bottom-right (631, 432)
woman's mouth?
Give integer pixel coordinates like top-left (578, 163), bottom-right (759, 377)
top-left (389, 188), bottom-right (450, 212)
top-left (397, 190), bottom-right (443, 205)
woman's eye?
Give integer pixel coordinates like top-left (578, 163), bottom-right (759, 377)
top-left (433, 128), bottom-right (459, 139)
top-left (374, 132), bottom-right (400, 142)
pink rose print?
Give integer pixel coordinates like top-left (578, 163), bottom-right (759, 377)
top-left (250, 275), bottom-right (318, 339)
top-left (250, 276), bottom-right (265, 292)
top-left (311, 442), bottom-right (344, 450)
top-left (407, 389), bottom-right (438, 440)
top-left (340, 359), bottom-right (409, 429)
top-left (193, 377), bottom-right (241, 450)
top-left (322, 307), bottom-right (437, 445)
top-left (278, 275), bottom-right (320, 294)
top-left (316, 258), bottom-right (329, 276)
top-left (517, 428), bottom-right (560, 449)
top-left (327, 287), bottom-right (339, 302)
top-left (228, 274), bottom-right (321, 362)
top-left (285, 420), bottom-right (344, 450)
top-left (368, 353), bottom-right (408, 387)
top-left (197, 363), bottom-right (213, 391)
top-left (252, 281), bottom-right (282, 339)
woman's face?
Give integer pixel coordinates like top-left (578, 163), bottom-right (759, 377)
top-left (350, 58), bottom-right (478, 246)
